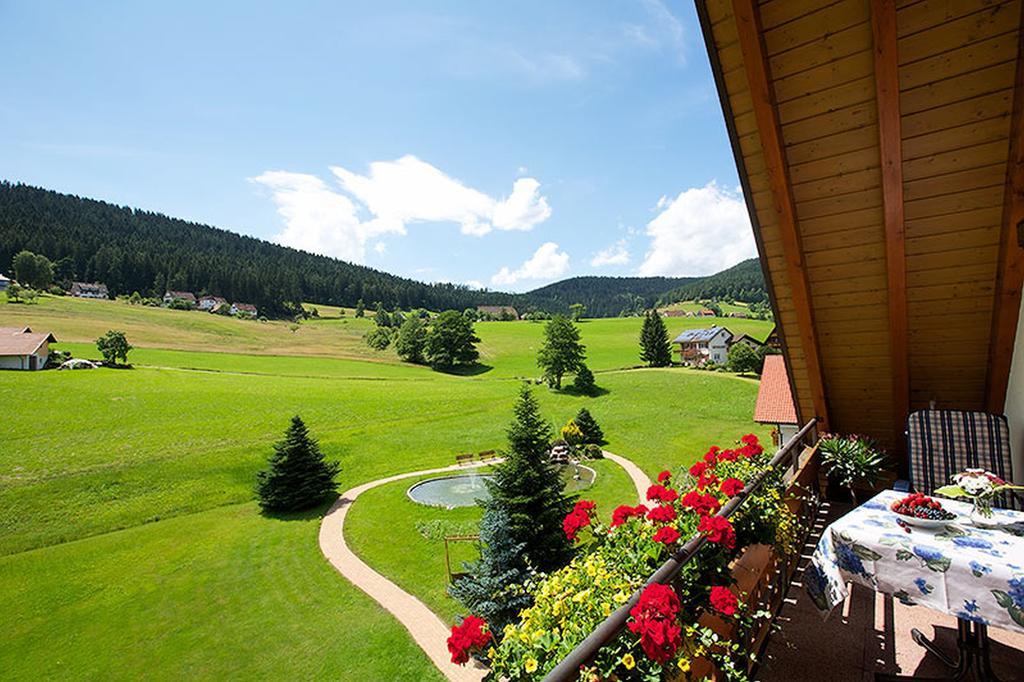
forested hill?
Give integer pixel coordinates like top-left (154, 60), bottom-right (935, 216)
top-left (660, 258), bottom-right (766, 305)
top-left (0, 182), bottom-right (514, 317)
top-left (0, 182), bottom-right (766, 317)
top-left (520, 275), bottom-right (697, 317)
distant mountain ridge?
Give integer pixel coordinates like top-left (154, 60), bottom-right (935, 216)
top-left (0, 182), bottom-right (765, 317)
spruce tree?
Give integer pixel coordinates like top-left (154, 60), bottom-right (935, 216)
top-left (639, 309), bottom-right (673, 367)
top-left (255, 416), bottom-right (340, 512)
top-left (572, 364), bottom-right (597, 396)
top-left (448, 507), bottom-right (532, 634)
top-left (574, 407), bottom-right (605, 445)
top-left (536, 315), bottom-right (586, 389)
top-left (354, 299), bottom-right (365, 318)
top-left (484, 385), bottom-right (574, 573)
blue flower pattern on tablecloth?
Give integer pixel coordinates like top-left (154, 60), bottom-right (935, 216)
top-left (806, 490), bottom-right (1024, 635)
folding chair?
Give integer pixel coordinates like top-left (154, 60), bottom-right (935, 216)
top-left (904, 409), bottom-right (1020, 511)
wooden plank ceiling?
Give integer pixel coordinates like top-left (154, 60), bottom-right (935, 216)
top-left (699, 0), bottom-right (1024, 456)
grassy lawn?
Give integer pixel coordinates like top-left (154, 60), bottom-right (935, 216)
top-left (344, 459), bottom-right (636, 623)
top-left (0, 294), bottom-right (770, 679)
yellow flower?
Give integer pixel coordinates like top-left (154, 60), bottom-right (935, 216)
top-left (621, 653), bottom-right (635, 670)
top-left (677, 658), bottom-right (691, 672)
top-left (520, 633), bottom-right (531, 644)
top-left (602, 602), bottom-right (612, 617)
top-left (525, 658), bottom-right (539, 673)
top-left (488, 647), bottom-right (497, 659)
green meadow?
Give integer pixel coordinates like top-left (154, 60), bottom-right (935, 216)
top-left (0, 295), bottom-right (771, 679)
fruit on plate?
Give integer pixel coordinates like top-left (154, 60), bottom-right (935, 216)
top-left (891, 492), bottom-right (956, 521)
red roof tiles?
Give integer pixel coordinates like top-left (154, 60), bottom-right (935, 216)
top-left (754, 354), bottom-right (798, 425)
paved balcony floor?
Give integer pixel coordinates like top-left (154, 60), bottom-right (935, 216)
top-left (758, 502), bottom-right (1024, 681)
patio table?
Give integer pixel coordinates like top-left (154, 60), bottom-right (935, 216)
top-left (804, 489), bottom-right (1024, 681)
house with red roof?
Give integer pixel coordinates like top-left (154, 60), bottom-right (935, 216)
top-left (754, 354), bottom-right (799, 447)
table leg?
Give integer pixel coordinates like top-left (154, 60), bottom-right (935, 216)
top-left (874, 618), bottom-right (1002, 681)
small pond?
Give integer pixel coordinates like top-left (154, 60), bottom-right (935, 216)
top-left (407, 464), bottom-right (596, 508)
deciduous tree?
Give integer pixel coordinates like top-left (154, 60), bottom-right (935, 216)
top-left (536, 316), bottom-right (586, 389)
top-left (95, 330), bottom-right (132, 365)
top-left (395, 315), bottom-right (427, 364)
top-left (425, 310), bottom-right (480, 370)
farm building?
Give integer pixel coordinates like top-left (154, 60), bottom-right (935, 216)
top-left (729, 333), bottom-right (763, 352)
top-left (753, 354), bottom-right (799, 447)
top-left (661, 309), bottom-right (687, 318)
top-left (673, 326), bottom-right (733, 365)
top-left (697, 308), bottom-right (717, 317)
top-left (198, 295), bottom-right (227, 311)
top-left (476, 305), bottom-right (519, 320)
top-left (69, 282), bottom-right (109, 299)
top-left (163, 291), bottom-right (196, 306)
top-left (0, 327), bottom-right (56, 370)
top-left (0, 274), bottom-right (10, 291)
top-left (230, 302), bottom-right (257, 317)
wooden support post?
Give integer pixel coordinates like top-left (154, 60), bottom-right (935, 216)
top-left (732, 0), bottom-right (830, 430)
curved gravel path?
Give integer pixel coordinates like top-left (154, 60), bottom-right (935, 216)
top-left (318, 451), bottom-right (649, 682)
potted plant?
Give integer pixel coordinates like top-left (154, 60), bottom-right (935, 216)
top-left (934, 469), bottom-right (1024, 526)
top-left (818, 434), bottom-right (889, 504)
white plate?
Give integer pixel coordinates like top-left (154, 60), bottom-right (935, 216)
top-left (892, 512), bottom-right (957, 529)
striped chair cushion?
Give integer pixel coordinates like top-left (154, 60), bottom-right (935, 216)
top-left (907, 410), bottom-right (1019, 510)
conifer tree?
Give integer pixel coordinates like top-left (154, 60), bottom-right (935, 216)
top-left (572, 364), bottom-right (597, 396)
top-left (574, 407), bottom-right (605, 445)
top-left (255, 416), bottom-right (340, 512)
top-left (639, 309), bottom-right (673, 367)
top-left (354, 299), bottom-right (365, 318)
top-left (484, 385), bottom-right (574, 573)
top-left (448, 507), bottom-right (532, 634)
top-left (536, 315), bottom-right (586, 389)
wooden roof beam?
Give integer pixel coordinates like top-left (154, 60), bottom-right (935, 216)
top-left (987, 7), bottom-right (1024, 414)
top-left (731, 0), bottom-right (830, 430)
top-left (870, 0), bottom-right (910, 458)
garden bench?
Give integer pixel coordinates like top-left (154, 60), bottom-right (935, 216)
top-left (477, 450), bottom-right (497, 461)
top-left (454, 453), bottom-right (475, 466)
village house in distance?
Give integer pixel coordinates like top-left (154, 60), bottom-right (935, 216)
top-left (0, 326), bottom-right (56, 370)
top-left (70, 282), bottom-right (109, 299)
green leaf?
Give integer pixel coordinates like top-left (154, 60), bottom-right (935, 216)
top-left (852, 544), bottom-right (883, 562)
top-left (925, 557), bottom-right (951, 573)
top-left (933, 485), bottom-right (967, 499)
top-left (992, 589), bottom-right (1013, 609)
top-left (1010, 606), bottom-right (1024, 628)
top-left (896, 549), bottom-right (914, 561)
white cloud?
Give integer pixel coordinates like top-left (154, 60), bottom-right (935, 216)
top-left (464, 280), bottom-right (484, 290)
top-left (251, 155), bottom-right (552, 262)
top-left (373, 241), bottom-right (388, 254)
top-left (590, 239), bottom-right (630, 267)
top-left (492, 242), bottom-right (570, 287)
top-left (637, 182), bottom-right (756, 277)
top-left (636, 0), bottom-right (686, 63)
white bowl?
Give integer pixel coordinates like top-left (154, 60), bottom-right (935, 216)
top-left (892, 512), bottom-right (957, 529)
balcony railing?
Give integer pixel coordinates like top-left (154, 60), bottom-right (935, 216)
top-left (541, 418), bottom-right (820, 682)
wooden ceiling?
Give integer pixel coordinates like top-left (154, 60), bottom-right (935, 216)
top-left (697, 0), bottom-right (1024, 457)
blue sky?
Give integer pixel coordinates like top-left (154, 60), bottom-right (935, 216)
top-left (1, 0), bottom-right (755, 292)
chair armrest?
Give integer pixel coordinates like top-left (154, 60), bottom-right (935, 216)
top-left (893, 479), bottom-right (911, 492)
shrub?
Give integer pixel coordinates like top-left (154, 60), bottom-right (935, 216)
top-left (819, 434), bottom-right (888, 503)
top-left (255, 416), bottom-right (340, 512)
top-left (574, 407), bottom-right (605, 445)
top-left (572, 364), bottom-right (597, 395)
top-left (365, 326), bottom-right (393, 350)
top-left (726, 343), bottom-right (760, 374)
top-left (560, 419), bottom-right (584, 447)
top-left (583, 443), bottom-right (604, 460)
top-left (95, 330), bottom-right (132, 365)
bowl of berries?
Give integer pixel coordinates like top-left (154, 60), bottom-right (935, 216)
top-left (890, 492), bottom-right (958, 529)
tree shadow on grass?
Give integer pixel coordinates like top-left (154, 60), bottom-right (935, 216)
top-left (259, 496), bottom-right (336, 522)
top-left (557, 385), bottom-right (611, 398)
top-left (435, 363), bottom-right (494, 377)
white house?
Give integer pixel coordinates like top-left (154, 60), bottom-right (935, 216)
top-left (230, 302), bottom-right (257, 317)
top-left (0, 273), bottom-right (10, 292)
top-left (163, 291), bottom-right (197, 307)
top-left (673, 326), bottom-right (733, 365)
top-left (70, 282), bottom-right (109, 299)
top-left (198, 295), bottom-right (227, 311)
top-left (0, 327), bottom-right (57, 370)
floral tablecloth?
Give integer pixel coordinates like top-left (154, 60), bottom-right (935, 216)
top-left (805, 489), bottom-right (1024, 633)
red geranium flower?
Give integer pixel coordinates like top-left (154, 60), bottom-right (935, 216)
top-left (646, 484), bottom-right (679, 504)
top-left (610, 503), bottom-right (649, 528)
top-left (681, 491), bottom-right (721, 516)
top-left (647, 504), bottom-right (677, 523)
top-left (447, 615), bottom-right (491, 665)
top-left (689, 460), bottom-right (711, 478)
top-left (563, 509), bottom-right (590, 541)
top-left (720, 477), bottom-right (745, 497)
top-left (574, 499), bottom-right (596, 514)
top-left (652, 526), bottom-right (681, 545)
top-left (628, 583), bottom-right (682, 663)
top-left (698, 515), bottom-right (736, 549)
top-left (717, 448), bottom-right (738, 462)
top-left (657, 470), bottom-right (672, 483)
top-left (696, 472), bottom-right (719, 491)
top-left (709, 586), bottom-right (738, 616)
